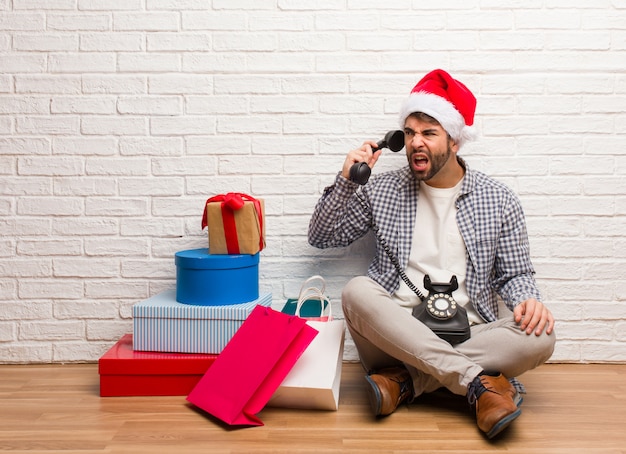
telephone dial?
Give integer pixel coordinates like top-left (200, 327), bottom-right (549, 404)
top-left (349, 130), bottom-right (404, 185)
top-left (422, 275), bottom-right (459, 319)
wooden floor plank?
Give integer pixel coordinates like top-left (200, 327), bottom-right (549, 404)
top-left (0, 363), bottom-right (624, 453)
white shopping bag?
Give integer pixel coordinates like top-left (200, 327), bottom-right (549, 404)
top-left (268, 276), bottom-right (345, 411)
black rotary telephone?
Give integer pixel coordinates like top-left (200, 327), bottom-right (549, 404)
top-left (412, 275), bottom-right (471, 345)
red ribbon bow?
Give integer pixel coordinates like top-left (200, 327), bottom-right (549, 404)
top-left (202, 193), bottom-right (264, 254)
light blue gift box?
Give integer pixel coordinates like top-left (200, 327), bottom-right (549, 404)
top-left (133, 289), bottom-right (272, 354)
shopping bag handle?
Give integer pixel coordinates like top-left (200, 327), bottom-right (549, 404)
top-left (295, 275), bottom-right (332, 320)
top-left (298, 275), bottom-right (325, 296)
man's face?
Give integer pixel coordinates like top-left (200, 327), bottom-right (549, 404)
top-left (404, 114), bottom-right (459, 185)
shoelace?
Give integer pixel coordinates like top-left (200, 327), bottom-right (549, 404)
top-left (387, 375), bottom-right (412, 403)
top-left (398, 378), bottom-right (412, 399)
top-left (467, 375), bottom-right (490, 406)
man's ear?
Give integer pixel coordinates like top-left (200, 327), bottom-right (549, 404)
top-left (448, 136), bottom-right (460, 154)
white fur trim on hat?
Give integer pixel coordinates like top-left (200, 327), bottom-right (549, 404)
top-left (398, 91), bottom-right (476, 147)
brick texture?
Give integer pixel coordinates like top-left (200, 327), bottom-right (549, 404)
top-left (1, 3), bottom-right (625, 363)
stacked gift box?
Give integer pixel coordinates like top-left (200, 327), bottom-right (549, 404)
top-left (99, 193), bottom-right (268, 397)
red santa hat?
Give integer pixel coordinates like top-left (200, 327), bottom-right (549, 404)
top-left (398, 69), bottom-right (477, 147)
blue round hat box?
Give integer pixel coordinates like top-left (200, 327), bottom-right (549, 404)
top-left (175, 248), bottom-right (259, 306)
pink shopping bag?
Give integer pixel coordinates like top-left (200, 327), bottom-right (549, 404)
top-left (186, 305), bottom-right (318, 426)
top-left (269, 276), bottom-right (345, 410)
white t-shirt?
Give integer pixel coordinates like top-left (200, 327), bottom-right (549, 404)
top-left (392, 179), bottom-right (483, 325)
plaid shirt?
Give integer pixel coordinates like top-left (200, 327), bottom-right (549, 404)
top-left (308, 159), bottom-right (542, 323)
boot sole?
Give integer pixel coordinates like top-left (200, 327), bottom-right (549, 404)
top-left (514, 392), bottom-right (523, 407)
top-left (364, 375), bottom-right (383, 416)
top-left (486, 407), bottom-right (522, 439)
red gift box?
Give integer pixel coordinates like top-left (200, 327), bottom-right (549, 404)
top-left (98, 334), bottom-right (217, 397)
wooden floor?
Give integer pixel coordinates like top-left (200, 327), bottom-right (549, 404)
top-left (0, 362), bottom-right (625, 454)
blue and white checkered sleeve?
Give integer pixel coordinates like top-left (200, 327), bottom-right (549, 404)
top-left (493, 193), bottom-right (542, 308)
top-left (308, 174), bottom-right (371, 249)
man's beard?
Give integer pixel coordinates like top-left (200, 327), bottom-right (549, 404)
top-left (409, 143), bottom-right (453, 181)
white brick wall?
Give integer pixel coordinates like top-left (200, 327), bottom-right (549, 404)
top-left (1, 2), bottom-right (625, 364)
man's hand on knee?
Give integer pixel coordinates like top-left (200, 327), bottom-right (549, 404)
top-left (513, 298), bottom-right (555, 336)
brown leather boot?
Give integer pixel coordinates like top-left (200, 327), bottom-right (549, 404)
top-left (364, 366), bottom-right (413, 416)
top-left (467, 373), bottom-right (522, 439)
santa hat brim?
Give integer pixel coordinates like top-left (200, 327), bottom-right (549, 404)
top-left (399, 91), bottom-right (476, 147)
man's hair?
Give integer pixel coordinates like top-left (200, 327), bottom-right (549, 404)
top-left (407, 112), bottom-right (453, 141)
top-left (407, 111), bottom-right (440, 125)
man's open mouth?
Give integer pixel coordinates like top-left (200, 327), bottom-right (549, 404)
top-left (411, 153), bottom-right (429, 172)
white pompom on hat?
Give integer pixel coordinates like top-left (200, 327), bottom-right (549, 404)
top-left (399, 69), bottom-right (477, 148)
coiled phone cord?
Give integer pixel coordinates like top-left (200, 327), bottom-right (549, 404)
top-left (354, 190), bottom-right (426, 302)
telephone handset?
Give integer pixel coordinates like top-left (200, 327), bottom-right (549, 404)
top-left (348, 130), bottom-right (405, 185)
